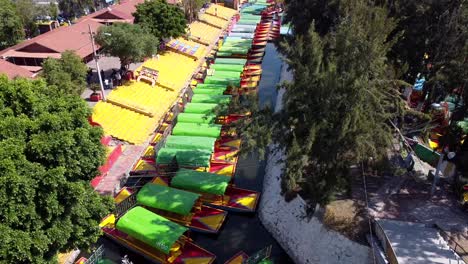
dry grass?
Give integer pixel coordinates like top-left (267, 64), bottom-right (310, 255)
top-left (322, 199), bottom-right (369, 244)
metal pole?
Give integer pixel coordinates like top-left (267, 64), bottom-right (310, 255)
top-left (88, 24), bottom-right (106, 101)
top-left (431, 153), bottom-right (444, 196)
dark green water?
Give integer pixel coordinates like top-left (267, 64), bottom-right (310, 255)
top-left (98, 43), bottom-right (292, 264)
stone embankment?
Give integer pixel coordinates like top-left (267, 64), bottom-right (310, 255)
top-left (258, 64), bottom-right (371, 264)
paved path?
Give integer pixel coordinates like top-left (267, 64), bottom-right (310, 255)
top-left (95, 145), bottom-right (145, 195)
top-left (377, 219), bottom-right (463, 264)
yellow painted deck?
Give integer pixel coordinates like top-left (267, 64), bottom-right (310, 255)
top-left (92, 102), bottom-right (158, 144)
top-left (189, 21), bottom-right (223, 45)
top-left (136, 53), bottom-right (199, 89)
top-left (199, 13), bottom-right (230, 29)
top-left (107, 82), bottom-right (181, 117)
top-left (205, 4), bottom-right (238, 20)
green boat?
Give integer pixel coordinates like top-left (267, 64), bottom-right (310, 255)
top-left (156, 168), bottom-right (260, 212)
top-left (100, 206), bottom-right (216, 263)
top-left (172, 122), bottom-right (222, 138)
top-left (177, 112), bottom-right (217, 123)
top-left (156, 147), bottom-right (212, 167)
top-left (191, 94), bottom-right (232, 104)
top-left (165, 135), bottom-right (216, 151)
top-left (136, 183), bottom-right (227, 233)
top-left (184, 103), bottom-right (219, 114)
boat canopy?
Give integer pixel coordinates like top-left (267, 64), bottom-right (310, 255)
top-left (191, 94), bottom-right (232, 104)
top-left (156, 147), bottom-right (212, 167)
top-left (165, 135), bottom-right (216, 152)
top-left (211, 64), bottom-right (244, 72)
top-left (116, 206), bottom-right (188, 254)
top-left (172, 122), bottom-right (222, 138)
top-left (184, 103), bottom-right (219, 114)
top-left (177, 113), bottom-right (216, 124)
top-left (193, 88), bottom-right (225, 95)
top-left (214, 58), bottom-right (247, 65)
top-left (196, 84), bottom-right (227, 90)
top-left (172, 168), bottom-right (230, 195)
top-left (137, 184), bottom-right (200, 215)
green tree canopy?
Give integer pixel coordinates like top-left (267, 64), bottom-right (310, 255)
top-left (0, 76), bottom-right (113, 263)
top-left (0, 0), bottom-right (25, 49)
top-left (96, 23), bottom-right (158, 69)
top-left (133, 0), bottom-right (187, 40)
top-left (240, 0), bottom-right (405, 207)
top-left (181, 0), bottom-right (207, 22)
top-left (41, 50), bottom-right (89, 96)
top-left (14, 0), bottom-right (43, 38)
top-left (58, 0), bottom-right (95, 18)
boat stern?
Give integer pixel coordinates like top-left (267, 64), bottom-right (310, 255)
top-left (190, 205), bottom-right (228, 234)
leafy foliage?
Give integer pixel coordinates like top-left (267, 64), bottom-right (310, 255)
top-left (41, 51), bottom-right (89, 96)
top-left (14, 0), bottom-right (41, 37)
top-left (96, 23), bottom-right (158, 69)
top-left (0, 76), bottom-right (113, 263)
top-left (282, 0), bottom-right (340, 36)
top-left (0, 0), bottom-right (25, 49)
top-left (241, 0), bottom-right (405, 207)
top-left (58, 0), bottom-right (95, 18)
top-left (181, 0), bottom-right (207, 22)
top-left (133, 0), bottom-right (187, 39)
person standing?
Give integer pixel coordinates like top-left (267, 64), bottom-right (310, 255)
top-left (115, 71), bottom-right (122, 86)
top-left (100, 69), bottom-right (105, 83)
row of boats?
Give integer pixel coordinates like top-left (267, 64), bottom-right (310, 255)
top-left (94, 2), bottom-right (282, 264)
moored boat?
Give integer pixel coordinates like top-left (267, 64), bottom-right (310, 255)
top-left (100, 206), bottom-right (216, 264)
top-left (153, 168), bottom-right (260, 212)
top-left (116, 184), bottom-right (227, 234)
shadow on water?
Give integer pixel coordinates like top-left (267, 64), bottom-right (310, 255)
top-left (99, 43), bottom-right (293, 263)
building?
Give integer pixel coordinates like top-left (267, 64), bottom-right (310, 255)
top-left (0, 60), bottom-right (36, 79)
top-left (0, 0), bottom-right (144, 77)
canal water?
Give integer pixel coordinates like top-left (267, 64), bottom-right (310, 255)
top-left (99, 43), bottom-right (292, 264)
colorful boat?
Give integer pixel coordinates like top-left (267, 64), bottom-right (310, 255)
top-left (100, 206), bottom-right (216, 264)
top-left (117, 184), bottom-right (227, 234)
top-left (153, 168), bottom-right (260, 212)
top-left (225, 245), bottom-right (272, 264)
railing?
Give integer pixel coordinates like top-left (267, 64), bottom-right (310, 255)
top-left (115, 193), bottom-right (137, 218)
top-left (84, 245), bottom-right (104, 264)
top-left (373, 219), bottom-right (398, 264)
top-left (436, 225), bottom-right (468, 263)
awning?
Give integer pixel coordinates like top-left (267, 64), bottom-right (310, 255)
top-left (172, 168), bottom-right (230, 195)
top-left (116, 206), bottom-right (188, 254)
top-left (137, 184), bottom-right (200, 215)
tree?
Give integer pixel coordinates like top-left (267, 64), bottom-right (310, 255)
top-left (14, 0), bottom-right (42, 38)
top-left (58, 0), bottom-right (95, 19)
top-left (0, 76), bottom-right (113, 263)
top-left (181, 0), bottom-right (207, 22)
top-left (96, 23), bottom-right (158, 69)
top-left (41, 51), bottom-right (89, 96)
top-left (240, 0), bottom-right (404, 207)
top-left (282, 0), bottom-right (340, 36)
top-left (133, 0), bottom-right (187, 40)
top-left (0, 0), bottom-right (24, 49)
top-left (47, 2), bottom-right (59, 19)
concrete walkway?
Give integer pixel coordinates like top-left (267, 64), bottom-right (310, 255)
top-left (94, 145), bottom-right (145, 195)
top-left (377, 219), bottom-right (464, 264)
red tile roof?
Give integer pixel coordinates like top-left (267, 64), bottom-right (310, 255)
top-left (0, 0), bottom-right (144, 61)
top-left (0, 60), bottom-right (35, 79)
